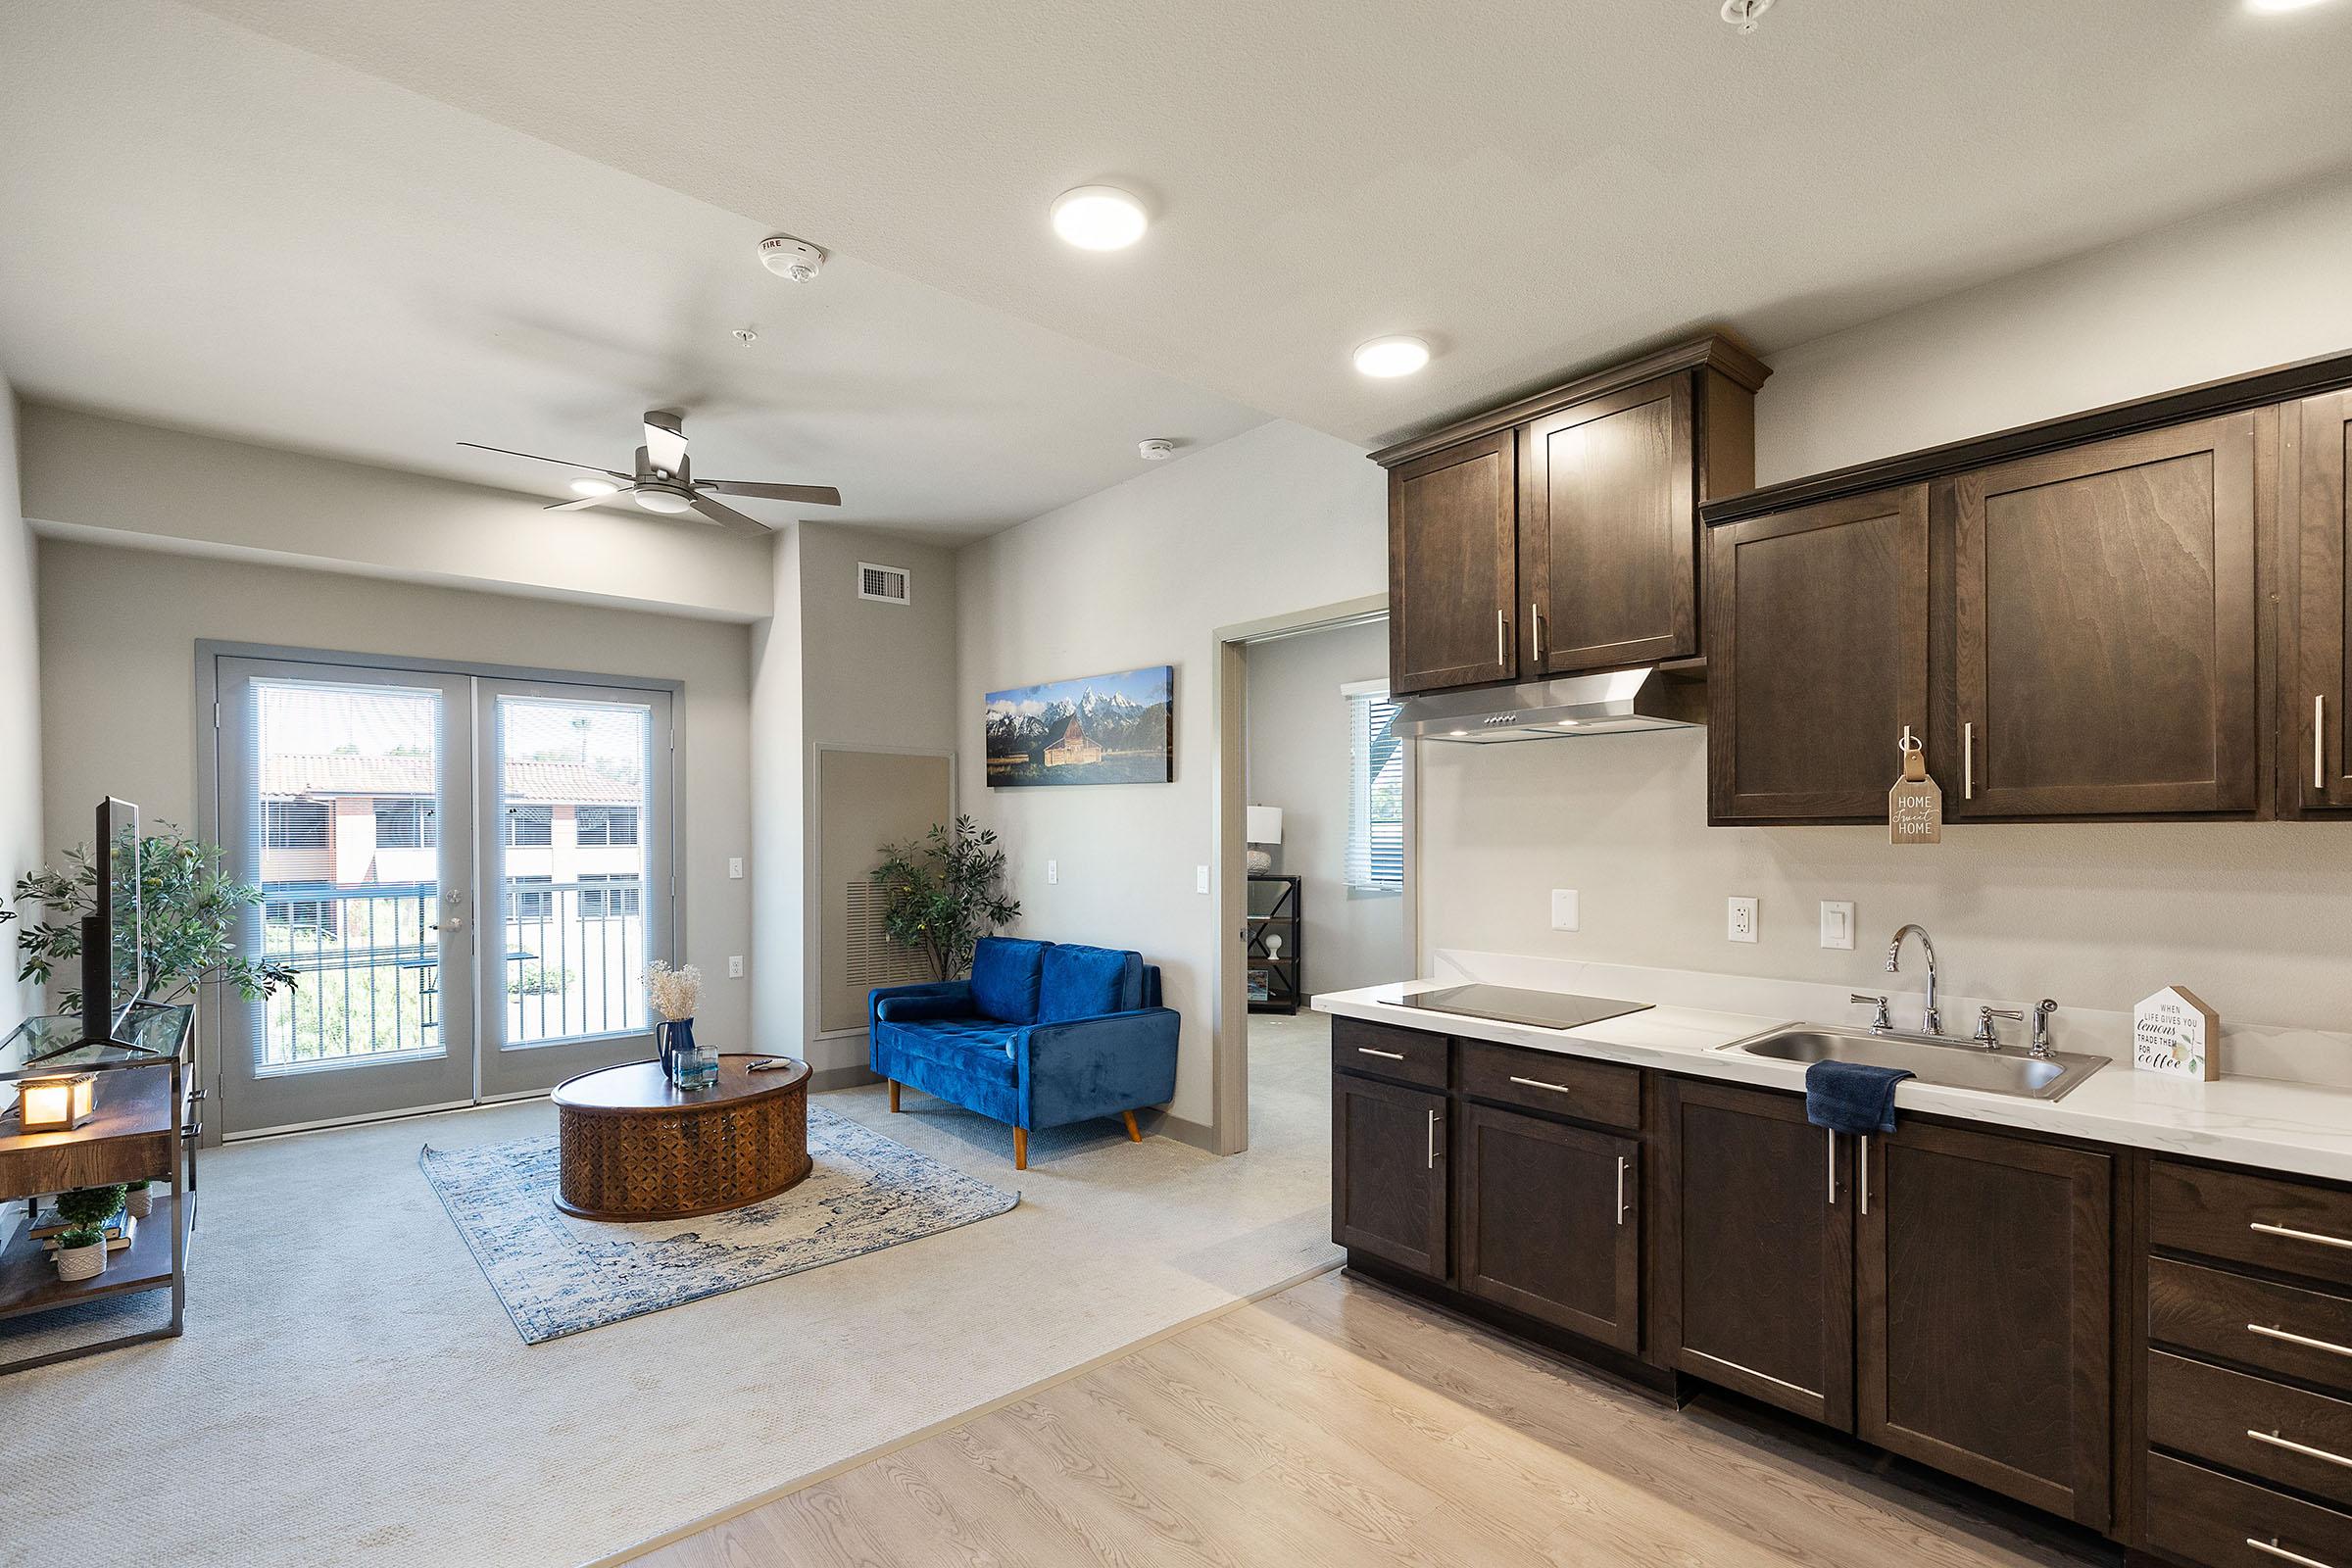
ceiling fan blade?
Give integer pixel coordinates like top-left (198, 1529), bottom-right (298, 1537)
top-left (696, 480), bottom-right (843, 506)
top-left (459, 441), bottom-right (628, 477)
top-left (687, 494), bottom-right (772, 538)
top-left (542, 490), bottom-right (626, 511)
top-left (642, 412), bottom-right (688, 473)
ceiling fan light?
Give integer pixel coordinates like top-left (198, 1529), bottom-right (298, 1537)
top-left (633, 488), bottom-right (693, 514)
top-left (1050, 186), bottom-right (1149, 251)
top-left (568, 476), bottom-right (620, 497)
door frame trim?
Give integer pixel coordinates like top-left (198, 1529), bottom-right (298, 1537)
top-left (195, 640), bottom-right (687, 1144)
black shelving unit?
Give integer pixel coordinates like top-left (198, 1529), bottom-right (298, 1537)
top-left (1247, 874), bottom-right (1303, 1015)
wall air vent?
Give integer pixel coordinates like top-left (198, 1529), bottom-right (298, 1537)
top-left (858, 562), bottom-right (911, 605)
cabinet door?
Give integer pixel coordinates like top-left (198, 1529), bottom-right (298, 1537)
top-left (1333, 1072), bottom-right (1447, 1278)
top-left (1389, 431), bottom-right (1518, 694)
top-left (1656, 1079), bottom-right (1854, 1428)
top-left (1522, 373), bottom-right (1694, 674)
top-left (1946, 414), bottom-right (2260, 817)
top-left (1456, 1102), bottom-right (1640, 1351)
top-left (1857, 1120), bottom-right (2112, 1528)
top-left (1706, 485), bottom-right (1930, 822)
top-left (2289, 388), bottom-right (2352, 810)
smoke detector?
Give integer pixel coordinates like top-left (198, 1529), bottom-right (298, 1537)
top-left (1137, 438), bottom-right (1179, 462)
top-left (759, 235), bottom-right (826, 281)
top-left (1721, 0), bottom-right (1773, 31)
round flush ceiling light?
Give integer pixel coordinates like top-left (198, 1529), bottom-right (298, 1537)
top-left (1353, 335), bottom-right (1432, 378)
top-left (2246, 0), bottom-right (2333, 11)
top-left (1050, 186), bottom-right (1149, 250)
top-left (569, 476), bottom-right (620, 497)
top-left (632, 488), bottom-right (693, 514)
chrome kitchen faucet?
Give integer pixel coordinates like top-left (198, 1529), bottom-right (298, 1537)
top-left (1886, 923), bottom-right (1942, 1037)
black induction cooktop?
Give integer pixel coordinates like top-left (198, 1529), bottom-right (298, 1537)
top-left (1396, 983), bottom-right (1653, 1032)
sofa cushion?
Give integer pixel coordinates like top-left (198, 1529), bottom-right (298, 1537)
top-left (968, 936), bottom-right (1050, 1024)
top-left (1038, 944), bottom-right (1144, 1023)
top-left (877, 1018), bottom-right (1022, 1125)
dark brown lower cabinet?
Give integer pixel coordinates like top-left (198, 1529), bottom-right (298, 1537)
top-left (1858, 1120), bottom-right (2113, 1528)
top-left (1455, 1102), bottom-right (1640, 1351)
top-left (1333, 1071), bottom-right (1446, 1278)
top-left (1657, 1079), bottom-right (1855, 1428)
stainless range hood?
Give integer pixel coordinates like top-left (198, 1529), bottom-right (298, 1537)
top-left (1391, 667), bottom-right (1704, 744)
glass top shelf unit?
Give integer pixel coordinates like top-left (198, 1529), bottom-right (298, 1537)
top-left (0, 1003), bottom-right (193, 1081)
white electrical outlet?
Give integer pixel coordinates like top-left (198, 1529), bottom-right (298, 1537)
top-left (1196, 864), bottom-right (1210, 895)
top-left (1047, 858), bottom-right (1059, 885)
top-left (1819, 900), bottom-right (1855, 950)
top-left (728, 857), bottom-right (744, 880)
top-left (727, 956), bottom-right (744, 978)
top-left (1728, 896), bottom-right (1758, 944)
top-left (1550, 889), bottom-right (1580, 932)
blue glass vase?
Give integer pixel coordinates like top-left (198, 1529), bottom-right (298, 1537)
top-left (659, 1017), bottom-right (698, 1084)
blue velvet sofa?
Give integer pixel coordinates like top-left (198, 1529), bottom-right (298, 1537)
top-left (868, 936), bottom-right (1179, 1169)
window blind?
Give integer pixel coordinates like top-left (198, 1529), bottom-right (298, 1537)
top-left (1345, 685), bottom-right (1404, 892)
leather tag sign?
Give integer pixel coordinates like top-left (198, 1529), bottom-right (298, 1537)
top-left (1889, 731), bottom-right (1941, 845)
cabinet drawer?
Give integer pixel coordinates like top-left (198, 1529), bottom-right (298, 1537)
top-left (2147, 1453), bottom-right (2352, 1568)
top-left (2151, 1351), bottom-right (2352, 1510)
top-left (2152, 1160), bottom-right (2352, 1291)
top-left (1333, 1017), bottom-right (1447, 1090)
top-left (1456, 1041), bottom-right (1639, 1130)
top-left (2152, 1257), bottom-right (2352, 1399)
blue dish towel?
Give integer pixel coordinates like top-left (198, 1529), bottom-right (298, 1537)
top-left (1804, 1058), bottom-right (1913, 1136)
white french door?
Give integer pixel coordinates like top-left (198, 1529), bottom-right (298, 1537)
top-left (214, 655), bottom-right (674, 1136)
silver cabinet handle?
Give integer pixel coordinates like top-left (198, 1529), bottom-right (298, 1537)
top-left (1826, 1129), bottom-right (1837, 1207)
top-left (1963, 721), bottom-right (1975, 800)
top-left (1495, 609), bottom-right (1508, 667)
top-left (2320, 695), bottom-right (2329, 792)
top-left (2254, 1220), bottom-right (2352, 1251)
top-left (1355, 1047), bottom-right (1405, 1060)
top-left (1530, 601), bottom-right (1545, 665)
top-left (1615, 1155), bottom-right (1630, 1226)
top-left (2249, 1323), bottom-right (2352, 1360)
top-left (1507, 1074), bottom-right (1574, 1095)
top-left (2249, 1539), bottom-right (2343, 1568)
top-left (1860, 1134), bottom-right (1870, 1217)
top-left (2248, 1428), bottom-right (2352, 1472)
top-left (1426, 1108), bottom-right (1441, 1171)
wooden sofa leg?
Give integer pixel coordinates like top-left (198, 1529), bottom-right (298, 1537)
top-left (1122, 1110), bottom-right (1142, 1143)
top-left (888, 1080), bottom-right (900, 1113)
top-left (1014, 1127), bottom-right (1028, 1170)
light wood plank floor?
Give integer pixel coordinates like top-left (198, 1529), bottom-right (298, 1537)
top-left (633, 1270), bottom-right (2110, 1568)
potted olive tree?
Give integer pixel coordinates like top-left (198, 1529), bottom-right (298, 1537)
top-left (51, 1184), bottom-right (126, 1282)
top-left (875, 816), bottom-right (1021, 982)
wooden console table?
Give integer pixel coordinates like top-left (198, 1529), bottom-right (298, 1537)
top-left (0, 1003), bottom-right (197, 1374)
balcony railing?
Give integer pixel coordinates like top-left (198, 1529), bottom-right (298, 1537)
top-left (259, 878), bottom-right (650, 1070)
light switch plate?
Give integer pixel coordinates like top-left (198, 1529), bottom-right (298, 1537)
top-left (1728, 896), bottom-right (1758, 944)
top-left (1819, 900), bottom-right (1855, 950)
top-left (727, 956), bottom-right (744, 978)
top-left (1047, 859), bottom-right (1059, 885)
top-left (1196, 864), bottom-right (1210, 895)
top-left (728, 857), bottom-right (744, 880)
top-left (1550, 889), bottom-right (1579, 932)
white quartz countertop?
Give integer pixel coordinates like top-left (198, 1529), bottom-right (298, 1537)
top-left (1315, 980), bottom-right (2352, 1185)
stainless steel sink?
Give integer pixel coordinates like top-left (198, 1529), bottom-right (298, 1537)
top-left (1718, 1025), bottom-right (2110, 1102)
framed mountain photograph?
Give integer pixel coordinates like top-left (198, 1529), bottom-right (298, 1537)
top-left (985, 665), bottom-right (1173, 788)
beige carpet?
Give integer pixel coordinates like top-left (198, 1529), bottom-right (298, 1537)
top-left (0, 1014), bottom-right (1337, 1568)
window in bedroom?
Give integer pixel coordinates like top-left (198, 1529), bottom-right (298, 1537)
top-left (1344, 679), bottom-right (1404, 893)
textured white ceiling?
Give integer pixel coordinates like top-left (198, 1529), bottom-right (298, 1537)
top-left (180, 0), bottom-right (2352, 449)
top-left (0, 5), bottom-right (1265, 539)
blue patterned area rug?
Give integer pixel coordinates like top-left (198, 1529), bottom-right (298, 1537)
top-left (420, 1104), bottom-right (1019, 1345)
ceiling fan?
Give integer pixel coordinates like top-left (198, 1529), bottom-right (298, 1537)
top-left (461, 411), bottom-right (841, 537)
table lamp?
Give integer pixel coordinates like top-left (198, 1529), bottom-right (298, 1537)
top-left (18, 1071), bottom-right (98, 1132)
top-left (1246, 806), bottom-right (1284, 874)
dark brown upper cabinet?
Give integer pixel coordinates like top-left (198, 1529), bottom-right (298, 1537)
top-left (1521, 373), bottom-right (1694, 674)
top-left (2287, 387), bottom-right (2352, 813)
top-left (1941, 414), bottom-right (2263, 819)
top-left (1857, 1120), bottom-right (2113, 1529)
top-left (1387, 431), bottom-right (1518, 694)
top-left (1375, 336), bottom-right (1768, 697)
top-left (1707, 485), bottom-right (1929, 823)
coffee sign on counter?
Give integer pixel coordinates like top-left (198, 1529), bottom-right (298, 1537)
top-left (1889, 728), bottom-right (1941, 845)
top-left (2133, 985), bottom-right (2220, 1081)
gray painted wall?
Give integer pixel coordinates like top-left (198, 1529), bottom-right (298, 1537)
top-left (0, 375), bottom-right (41, 1035)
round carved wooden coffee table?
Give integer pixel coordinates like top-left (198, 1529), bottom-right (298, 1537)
top-left (551, 1054), bottom-right (811, 1221)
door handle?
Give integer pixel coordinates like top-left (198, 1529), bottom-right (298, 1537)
top-left (1495, 610), bottom-right (1508, 668)
top-left (2247, 1428), bottom-right (2352, 1472)
top-left (1615, 1155), bottom-right (1630, 1226)
top-left (1530, 601), bottom-right (1545, 665)
top-left (1963, 721), bottom-right (1975, 800)
top-left (1826, 1129), bottom-right (1837, 1207)
top-left (2246, 1540), bottom-right (2340, 1568)
top-left (1860, 1134), bottom-right (1869, 1216)
top-left (2320, 695), bottom-right (2329, 792)
top-left (2253, 1220), bottom-right (2352, 1251)
top-left (2248, 1323), bottom-right (2352, 1360)
top-left (1426, 1107), bottom-right (1442, 1170)
top-left (1355, 1047), bottom-right (1405, 1060)
top-left (1507, 1075), bottom-right (1575, 1095)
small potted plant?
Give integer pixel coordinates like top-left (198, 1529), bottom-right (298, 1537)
top-left (51, 1184), bottom-right (126, 1282)
top-left (123, 1179), bottom-right (154, 1220)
